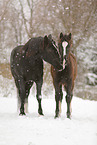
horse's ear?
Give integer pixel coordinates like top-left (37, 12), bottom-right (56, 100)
top-left (44, 35), bottom-right (48, 47)
top-left (68, 33), bottom-right (72, 40)
top-left (60, 32), bottom-right (63, 39)
top-left (48, 34), bottom-right (52, 40)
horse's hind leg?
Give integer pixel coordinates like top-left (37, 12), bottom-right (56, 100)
top-left (25, 82), bottom-right (33, 113)
top-left (36, 81), bottom-right (44, 115)
top-left (14, 80), bottom-right (21, 112)
top-left (17, 88), bottom-right (21, 112)
top-left (17, 78), bottom-right (26, 115)
top-left (17, 86), bottom-right (29, 114)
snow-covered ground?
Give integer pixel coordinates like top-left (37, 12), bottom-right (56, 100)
top-left (0, 94), bottom-right (97, 145)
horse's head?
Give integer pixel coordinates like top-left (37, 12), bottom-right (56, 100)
top-left (59, 32), bottom-right (72, 69)
top-left (42, 35), bottom-right (63, 70)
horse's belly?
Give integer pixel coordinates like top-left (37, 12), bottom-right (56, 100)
top-left (24, 68), bottom-right (43, 82)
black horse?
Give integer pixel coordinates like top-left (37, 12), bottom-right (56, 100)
top-left (51, 33), bottom-right (77, 118)
top-left (10, 35), bottom-right (63, 115)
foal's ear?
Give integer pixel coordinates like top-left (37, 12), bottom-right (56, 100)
top-left (60, 32), bottom-right (63, 39)
top-left (68, 33), bottom-right (72, 40)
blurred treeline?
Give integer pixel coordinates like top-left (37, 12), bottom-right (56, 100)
top-left (0, 0), bottom-right (97, 100)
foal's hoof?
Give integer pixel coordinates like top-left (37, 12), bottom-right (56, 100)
top-left (67, 113), bottom-right (71, 119)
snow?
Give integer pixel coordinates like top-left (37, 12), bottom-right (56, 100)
top-left (0, 95), bottom-right (97, 145)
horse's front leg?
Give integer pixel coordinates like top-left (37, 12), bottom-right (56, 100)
top-left (55, 85), bottom-right (63, 118)
top-left (36, 81), bottom-right (44, 116)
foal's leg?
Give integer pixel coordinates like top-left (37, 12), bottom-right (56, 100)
top-left (55, 85), bottom-right (63, 118)
top-left (36, 80), bottom-right (44, 115)
top-left (65, 83), bottom-right (73, 119)
top-left (66, 93), bottom-right (73, 118)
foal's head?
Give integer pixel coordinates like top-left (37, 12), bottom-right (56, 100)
top-left (42, 35), bottom-right (62, 70)
top-left (59, 33), bottom-right (72, 68)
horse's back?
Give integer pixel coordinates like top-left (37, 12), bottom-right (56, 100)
top-left (11, 45), bottom-right (23, 59)
top-left (22, 37), bottom-right (43, 53)
top-left (10, 45), bottom-right (23, 64)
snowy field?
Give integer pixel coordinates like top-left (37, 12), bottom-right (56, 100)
top-left (0, 94), bottom-right (97, 145)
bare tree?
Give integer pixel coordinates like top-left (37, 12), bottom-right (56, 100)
top-left (0, 0), bottom-right (96, 99)
top-left (9, 5), bottom-right (24, 44)
top-left (0, 0), bottom-right (11, 22)
top-left (0, 0), bottom-right (12, 49)
top-left (18, 0), bottom-right (34, 38)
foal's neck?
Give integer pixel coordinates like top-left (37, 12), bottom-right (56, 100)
top-left (66, 44), bottom-right (71, 64)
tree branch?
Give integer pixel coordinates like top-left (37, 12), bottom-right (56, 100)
top-left (19, 0), bottom-right (30, 37)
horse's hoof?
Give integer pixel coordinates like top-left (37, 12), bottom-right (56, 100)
top-left (39, 112), bottom-right (44, 116)
top-left (54, 113), bottom-right (59, 119)
top-left (38, 109), bottom-right (44, 116)
top-left (19, 112), bottom-right (26, 116)
top-left (54, 116), bottom-right (58, 119)
top-left (67, 116), bottom-right (71, 119)
top-left (67, 113), bottom-right (71, 119)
